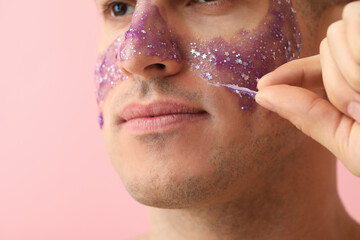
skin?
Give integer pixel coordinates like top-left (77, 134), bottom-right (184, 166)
top-left (94, 0), bottom-right (360, 239)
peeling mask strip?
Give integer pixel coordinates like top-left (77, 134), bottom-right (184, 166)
top-left (94, 0), bottom-right (302, 129)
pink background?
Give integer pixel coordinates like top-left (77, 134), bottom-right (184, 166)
top-left (0, 1), bottom-right (358, 239)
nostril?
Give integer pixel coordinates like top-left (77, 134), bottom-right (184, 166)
top-left (145, 63), bottom-right (166, 71)
top-left (155, 63), bottom-right (166, 69)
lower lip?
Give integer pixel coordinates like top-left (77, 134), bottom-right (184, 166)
top-left (122, 113), bottom-right (208, 133)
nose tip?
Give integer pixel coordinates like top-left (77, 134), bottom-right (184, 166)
top-left (116, 0), bottom-right (185, 80)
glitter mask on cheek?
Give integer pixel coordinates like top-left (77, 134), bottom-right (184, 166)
top-left (94, 0), bottom-right (302, 129)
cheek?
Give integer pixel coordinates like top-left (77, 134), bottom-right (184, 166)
top-left (94, 0), bottom-right (302, 129)
top-left (184, 0), bottom-right (302, 111)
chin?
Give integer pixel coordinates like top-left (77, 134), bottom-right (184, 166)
top-left (122, 174), bottom-right (216, 209)
top-left (115, 147), bottom-right (250, 209)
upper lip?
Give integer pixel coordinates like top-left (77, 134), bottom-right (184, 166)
top-left (119, 100), bottom-right (206, 123)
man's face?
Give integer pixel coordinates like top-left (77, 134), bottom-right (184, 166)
top-left (95, 0), bottom-right (315, 208)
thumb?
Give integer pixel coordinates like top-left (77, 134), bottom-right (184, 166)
top-left (254, 56), bottom-right (344, 158)
top-left (255, 84), bottom-right (342, 154)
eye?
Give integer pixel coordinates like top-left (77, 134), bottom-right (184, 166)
top-left (104, 1), bottom-right (135, 17)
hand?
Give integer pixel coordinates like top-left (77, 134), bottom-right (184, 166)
top-left (255, 1), bottom-right (360, 177)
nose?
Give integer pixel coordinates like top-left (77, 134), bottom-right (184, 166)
top-left (117, 1), bottom-right (184, 79)
top-left (119, 54), bottom-right (184, 79)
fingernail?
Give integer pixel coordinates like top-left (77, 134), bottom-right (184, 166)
top-left (256, 73), bottom-right (272, 89)
top-left (347, 101), bottom-right (360, 123)
top-left (256, 97), bottom-right (276, 112)
top-left (256, 77), bottom-right (266, 89)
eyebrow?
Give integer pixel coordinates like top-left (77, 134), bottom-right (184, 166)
top-left (94, 0), bottom-right (111, 14)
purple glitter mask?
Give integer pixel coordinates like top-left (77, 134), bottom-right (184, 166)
top-left (94, 0), bottom-right (302, 129)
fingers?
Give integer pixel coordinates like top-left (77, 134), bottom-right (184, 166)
top-left (343, 1), bottom-right (360, 64)
top-left (255, 1), bottom-right (360, 177)
top-left (320, 38), bottom-right (360, 121)
top-left (257, 56), bottom-right (323, 90)
top-left (256, 85), bottom-right (340, 151)
top-left (327, 20), bottom-right (360, 92)
top-left (255, 84), bottom-right (360, 176)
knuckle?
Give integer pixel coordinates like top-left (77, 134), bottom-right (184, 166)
top-left (346, 67), bottom-right (360, 91)
top-left (343, 2), bottom-right (360, 64)
top-left (342, 1), bottom-right (360, 21)
top-left (305, 97), bottom-right (325, 117)
top-left (342, 3), bottom-right (351, 20)
top-left (320, 38), bottom-right (327, 50)
top-left (326, 21), bottom-right (341, 39)
top-left (350, 42), bottom-right (360, 65)
top-left (301, 98), bottom-right (328, 135)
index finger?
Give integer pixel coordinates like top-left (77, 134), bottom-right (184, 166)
top-left (257, 55), bottom-right (324, 90)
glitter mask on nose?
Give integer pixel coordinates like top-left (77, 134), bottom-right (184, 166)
top-left (94, 0), bottom-right (302, 129)
top-left (117, 0), bottom-right (183, 63)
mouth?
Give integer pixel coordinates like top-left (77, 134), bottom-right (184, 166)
top-left (118, 101), bottom-right (209, 134)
